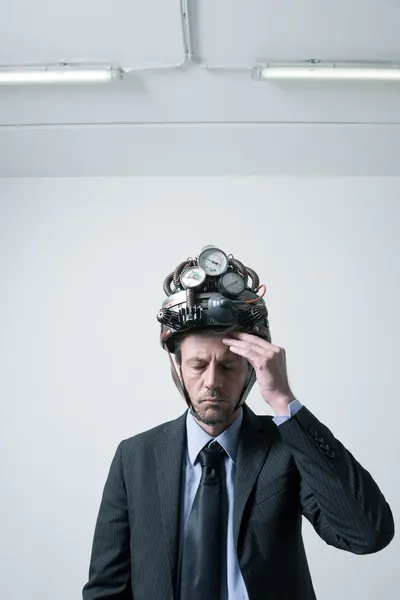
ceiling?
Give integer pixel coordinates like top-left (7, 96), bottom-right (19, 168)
top-left (1, 0), bottom-right (400, 176)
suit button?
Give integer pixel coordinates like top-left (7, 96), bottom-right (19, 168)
top-left (326, 450), bottom-right (335, 458)
top-left (309, 428), bottom-right (319, 437)
top-left (320, 443), bottom-right (330, 450)
top-left (315, 436), bottom-right (325, 443)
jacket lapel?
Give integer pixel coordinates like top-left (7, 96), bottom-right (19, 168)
top-left (155, 410), bottom-right (187, 589)
top-left (155, 405), bottom-right (276, 587)
top-left (233, 404), bottom-right (276, 550)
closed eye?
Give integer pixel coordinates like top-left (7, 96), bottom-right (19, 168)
top-left (188, 362), bottom-right (236, 371)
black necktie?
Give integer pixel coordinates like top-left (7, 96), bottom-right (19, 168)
top-left (180, 440), bottom-right (227, 600)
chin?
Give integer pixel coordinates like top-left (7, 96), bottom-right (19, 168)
top-left (193, 403), bottom-right (233, 425)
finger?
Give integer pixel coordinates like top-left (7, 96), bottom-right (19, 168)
top-left (227, 344), bottom-right (261, 365)
top-left (223, 335), bottom-right (281, 356)
top-left (223, 338), bottom-right (258, 353)
top-left (223, 332), bottom-right (281, 353)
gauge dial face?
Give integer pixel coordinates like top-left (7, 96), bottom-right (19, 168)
top-left (180, 266), bottom-right (206, 289)
top-left (220, 271), bottom-right (245, 295)
top-left (198, 247), bottom-right (228, 276)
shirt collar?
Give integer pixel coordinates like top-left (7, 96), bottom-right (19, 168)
top-left (186, 407), bottom-right (243, 466)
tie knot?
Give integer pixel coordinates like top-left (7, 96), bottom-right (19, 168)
top-left (209, 440), bottom-right (225, 454)
top-left (198, 440), bottom-right (226, 469)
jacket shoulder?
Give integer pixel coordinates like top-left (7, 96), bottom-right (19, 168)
top-left (120, 410), bottom-right (187, 450)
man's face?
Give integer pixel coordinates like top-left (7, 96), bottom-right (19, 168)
top-left (178, 331), bottom-right (250, 428)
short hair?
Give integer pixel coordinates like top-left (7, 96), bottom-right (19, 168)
top-left (174, 325), bottom-right (248, 366)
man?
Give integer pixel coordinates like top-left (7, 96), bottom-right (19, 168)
top-left (83, 246), bottom-right (394, 600)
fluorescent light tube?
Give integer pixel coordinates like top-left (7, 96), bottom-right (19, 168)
top-left (253, 63), bottom-right (400, 81)
top-left (0, 65), bottom-right (122, 85)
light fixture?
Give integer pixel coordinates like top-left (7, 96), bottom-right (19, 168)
top-left (0, 64), bottom-right (123, 85)
top-left (252, 61), bottom-right (400, 81)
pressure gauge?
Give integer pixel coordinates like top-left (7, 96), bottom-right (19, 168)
top-left (218, 271), bottom-right (245, 296)
top-left (180, 266), bottom-right (206, 289)
top-left (198, 246), bottom-right (228, 276)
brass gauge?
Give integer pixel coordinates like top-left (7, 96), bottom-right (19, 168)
top-left (180, 266), bottom-right (207, 289)
top-left (218, 271), bottom-right (245, 296)
top-left (198, 246), bottom-right (228, 276)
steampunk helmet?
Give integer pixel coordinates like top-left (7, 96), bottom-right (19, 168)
top-left (157, 245), bottom-right (271, 410)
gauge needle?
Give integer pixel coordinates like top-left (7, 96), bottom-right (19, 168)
top-left (206, 258), bottom-right (219, 265)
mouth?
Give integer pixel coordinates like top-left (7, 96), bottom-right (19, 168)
top-left (202, 398), bottom-right (225, 403)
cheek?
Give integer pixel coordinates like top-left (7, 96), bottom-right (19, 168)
top-left (229, 369), bottom-right (248, 388)
top-left (181, 370), bottom-right (200, 389)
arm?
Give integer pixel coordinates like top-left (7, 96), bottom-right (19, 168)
top-left (222, 333), bottom-right (394, 553)
top-left (82, 441), bottom-right (133, 600)
top-left (277, 405), bottom-right (395, 554)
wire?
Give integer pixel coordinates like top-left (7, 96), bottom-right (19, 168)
top-left (243, 284), bottom-right (266, 304)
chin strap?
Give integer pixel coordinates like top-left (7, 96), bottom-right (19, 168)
top-left (165, 344), bottom-right (192, 408)
top-left (164, 344), bottom-right (256, 411)
top-left (234, 367), bottom-right (257, 410)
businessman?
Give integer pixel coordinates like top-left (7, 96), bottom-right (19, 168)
top-left (83, 246), bottom-right (394, 600)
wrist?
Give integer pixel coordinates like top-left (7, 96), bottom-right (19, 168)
top-left (269, 393), bottom-right (296, 416)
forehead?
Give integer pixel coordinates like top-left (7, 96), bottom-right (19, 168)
top-left (180, 331), bottom-right (237, 361)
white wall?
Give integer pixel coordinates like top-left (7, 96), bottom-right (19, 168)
top-left (0, 178), bottom-right (398, 600)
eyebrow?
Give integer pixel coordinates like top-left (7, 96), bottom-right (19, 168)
top-left (186, 357), bottom-right (238, 365)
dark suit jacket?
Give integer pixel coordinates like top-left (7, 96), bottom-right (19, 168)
top-left (82, 404), bottom-right (394, 600)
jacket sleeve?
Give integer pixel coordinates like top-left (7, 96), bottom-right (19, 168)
top-left (82, 441), bottom-right (133, 600)
top-left (277, 406), bottom-right (395, 554)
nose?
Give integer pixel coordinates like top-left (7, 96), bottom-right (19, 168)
top-left (204, 362), bottom-right (223, 391)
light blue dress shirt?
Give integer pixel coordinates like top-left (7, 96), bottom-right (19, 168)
top-left (176, 399), bottom-right (303, 600)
